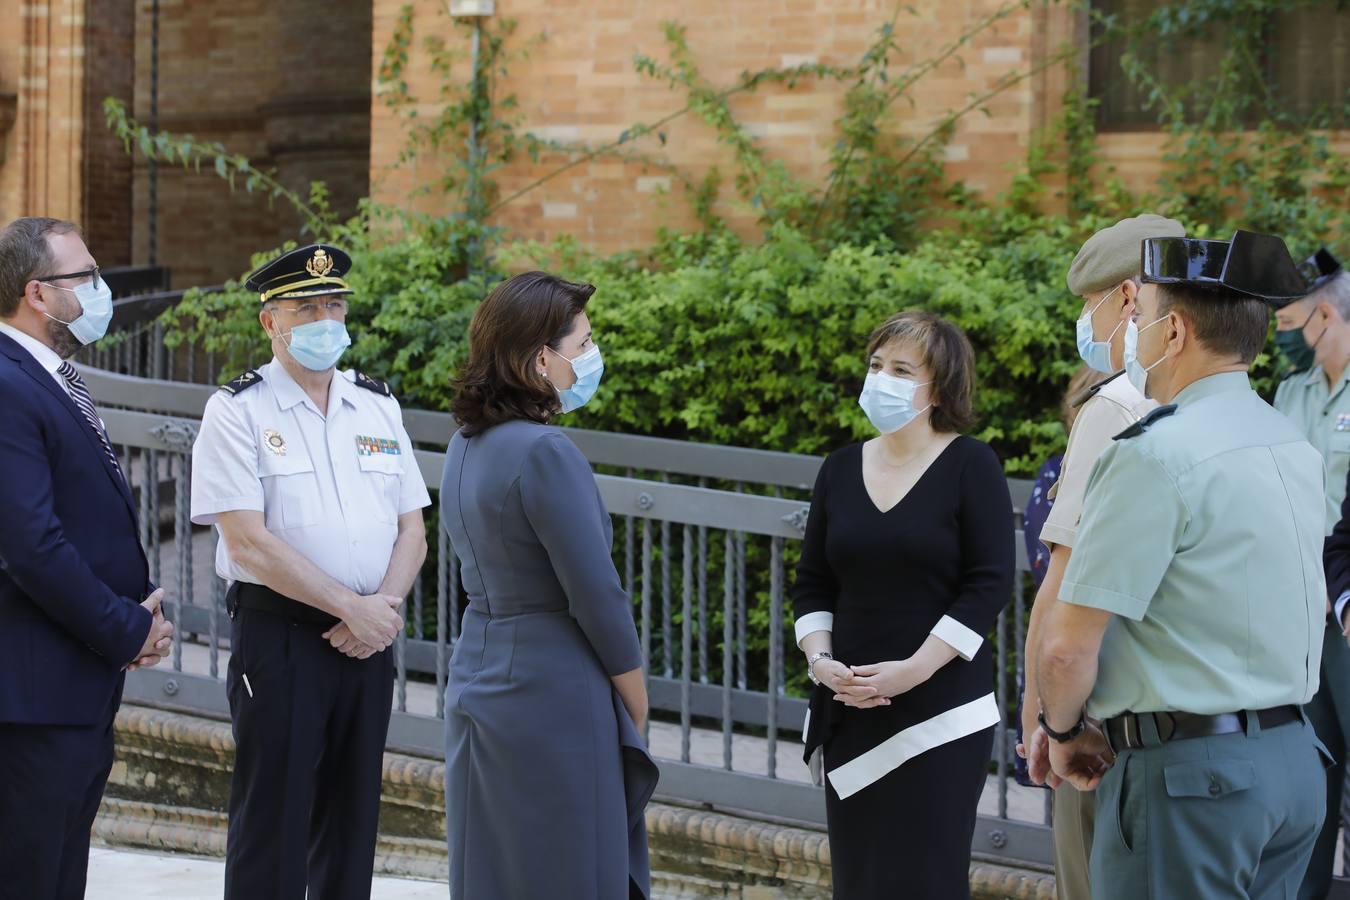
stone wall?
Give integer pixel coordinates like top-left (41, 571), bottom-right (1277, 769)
top-left (2, 1), bottom-right (87, 226)
top-left (101, 704), bottom-right (1056, 899)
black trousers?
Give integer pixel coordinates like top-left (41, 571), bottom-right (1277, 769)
top-left (224, 607), bottom-right (395, 900)
top-left (0, 694), bottom-right (119, 900)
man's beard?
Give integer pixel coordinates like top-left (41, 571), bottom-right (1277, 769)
top-left (45, 311), bottom-right (82, 359)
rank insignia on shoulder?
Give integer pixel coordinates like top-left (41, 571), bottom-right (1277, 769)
top-left (1113, 403), bottom-right (1178, 441)
top-left (220, 370), bottom-right (262, 396)
top-left (354, 371), bottom-right (392, 398)
top-left (1070, 370), bottom-right (1123, 410)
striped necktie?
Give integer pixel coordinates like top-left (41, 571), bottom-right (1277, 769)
top-left (56, 361), bottom-right (123, 476)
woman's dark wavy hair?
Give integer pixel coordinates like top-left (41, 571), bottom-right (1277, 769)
top-left (451, 271), bottom-right (595, 436)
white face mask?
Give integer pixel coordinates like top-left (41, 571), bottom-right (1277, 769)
top-left (42, 277), bottom-right (114, 346)
top-left (858, 372), bottom-right (931, 434)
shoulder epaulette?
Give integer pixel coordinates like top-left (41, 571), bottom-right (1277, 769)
top-left (1113, 403), bottom-right (1178, 441)
top-left (219, 369), bottom-right (262, 396)
top-left (1070, 370), bottom-right (1123, 410)
top-left (354, 371), bottom-right (393, 398)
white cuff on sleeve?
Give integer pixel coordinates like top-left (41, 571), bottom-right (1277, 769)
top-left (931, 614), bottom-right (983, 661)
top-left (1335, 591), bottom-right (1350, 630)
top-left (793, 611), bottom-right (834, 647)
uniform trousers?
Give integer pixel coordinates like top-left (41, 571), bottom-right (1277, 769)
top-left (1299, 623), bottom-right (1350, 900)
top-left (1052, 780), bottom-right (1095, 900)
top-left (225, 606), bottom-right (394, 900)
top-left (0, 689), bottom-right (119, 900)
top-left (1092, 714), bottom-right (1327, 900)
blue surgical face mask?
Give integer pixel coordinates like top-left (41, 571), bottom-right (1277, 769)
top-left (858, 371), bottom-right (931, 434)
top-left (280, 318), bottom-right (352, 371)
top-left (548, 344), bottom-right (604, 413)
top-left (1124, 314), bottom-right (1170, 396)
top-left (42, 277), bottom-right (114, 346)
top-left (1076, 284), bottom-right (1136, 375)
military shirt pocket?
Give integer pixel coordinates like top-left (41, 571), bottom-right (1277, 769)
top-left (358, 453), bottom-right (403, 523)
top-left (257, 453), bottom-right (321, 530)
top-left (1328, 429), bottom-right (1350, 455)
top-left (1162, 758), bottom-right (1256, 800)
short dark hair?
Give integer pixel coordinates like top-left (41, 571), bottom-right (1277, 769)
top-left (451, 271), bottom-right (596, 437)
top-left (865, 310), bottom-right (977, 433)
top-left (0, 217), bottom-right (81, 317)
top-left (1156, 282), bottom-right (1269, 365)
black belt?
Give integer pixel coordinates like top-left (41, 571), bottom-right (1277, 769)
top-left (226, 581), bottom-right (340, 628)
top-left (1103, 705), bottom-right (1300, 754)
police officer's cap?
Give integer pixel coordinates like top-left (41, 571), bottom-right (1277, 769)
top-left (1141, 230), bottom-right (1307, 305)
top-left (1066, 214), bottom-right (1185, 296)
top-left (245, 244), bottom-right (354, 304)
top-left (1299, 248), bottom-right (1343, 297)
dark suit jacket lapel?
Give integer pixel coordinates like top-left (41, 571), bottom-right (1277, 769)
top-left (0, 334), bottom-right (137, 515)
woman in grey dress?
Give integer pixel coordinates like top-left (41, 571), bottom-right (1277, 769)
top-left (439, 271), bottom-right (657, 899)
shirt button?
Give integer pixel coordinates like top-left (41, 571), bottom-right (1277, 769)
top-left (1208, 780), bottom-right (1221, 796)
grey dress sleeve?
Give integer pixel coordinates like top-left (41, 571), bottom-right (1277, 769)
top-left (520, 432), bottom-right (644, 676)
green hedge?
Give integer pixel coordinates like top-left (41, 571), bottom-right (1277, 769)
top-left (166, 210), bottom-right (1319, 477)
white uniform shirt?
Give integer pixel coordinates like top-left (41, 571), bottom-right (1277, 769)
top-left (190, 358), bottom-right (431, 594)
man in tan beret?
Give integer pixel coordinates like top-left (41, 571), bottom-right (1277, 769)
top-left (1018, 213), bottom-right (1182, 900)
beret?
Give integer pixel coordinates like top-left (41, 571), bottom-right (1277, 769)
top-left (1067, 214), bottom-right (1185, 296)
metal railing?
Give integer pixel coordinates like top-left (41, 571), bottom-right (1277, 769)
top-left (70, 289), bottom-right (1350, 894)
top-left (82, 294), bottom-right (1053, 870)
top-left (87, 361), bottom-right (1053, 868)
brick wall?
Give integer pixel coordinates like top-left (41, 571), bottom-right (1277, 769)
top-left (126, 0), bottom-right (371, 287)
top-left (82, 0), bottom-right (135, 266)
top-left (369, 0), bottom-right (1069, 254)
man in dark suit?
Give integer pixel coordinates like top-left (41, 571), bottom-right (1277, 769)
top-left (1328, 462), bottom-right (1350, 646)
top-left (0, 217), bottom-right (175, 899)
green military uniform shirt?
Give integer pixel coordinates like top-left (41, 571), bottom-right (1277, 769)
top-left (1274, 364), bottom-right (1350, 534)
top-left (1060, 372), bottom-right (1325, 719)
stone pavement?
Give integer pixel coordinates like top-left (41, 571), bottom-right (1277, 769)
top-left (87, 846), bottom-right (446, 898)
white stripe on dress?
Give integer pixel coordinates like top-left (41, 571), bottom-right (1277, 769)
top-left (826, 692), bottom-right (1001, 800)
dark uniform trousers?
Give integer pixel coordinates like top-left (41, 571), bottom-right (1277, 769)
top-left (0, 688), bottom-right (120, 900)
top-left (1091, 714), bottom-right (1328, 900)
top-left (1300, 623), bottom-right (1350, 900)
top-left (224, 604), bottom-right (394, 900)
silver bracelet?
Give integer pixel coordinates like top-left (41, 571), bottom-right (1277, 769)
top-left (806, 651), bottom-right (834, 685)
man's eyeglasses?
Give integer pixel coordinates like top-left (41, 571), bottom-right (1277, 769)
top-left (271, 298), bottom-right (349, 320)
top-left (41, 266), bottom-right (102, 289)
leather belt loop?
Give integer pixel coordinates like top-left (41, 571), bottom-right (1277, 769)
top-left (1138, 713), bottom-right (1164, 747)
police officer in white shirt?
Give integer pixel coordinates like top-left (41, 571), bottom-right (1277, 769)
top-left (190, 244), bottom-right (430, 900)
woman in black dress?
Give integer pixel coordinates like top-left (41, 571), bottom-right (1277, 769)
top-left (793, 310), bottom-right (1014, 899)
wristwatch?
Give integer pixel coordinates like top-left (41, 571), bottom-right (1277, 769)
top-left (1038, 709), bottom-right (1087, 744)
top-left (806, 651), bottom-right (834, 685)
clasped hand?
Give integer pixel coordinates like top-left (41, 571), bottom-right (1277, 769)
top-left (1017, 723), bottom-right (1114, 791)
top-left (323, 593), bottom-right (405, 659)
top-left (816, 658), bottom-right (929, 709)
top-left (127, 588), bottom-right (175, 671)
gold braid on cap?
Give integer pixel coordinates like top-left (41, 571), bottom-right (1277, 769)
top-left (258, 249), bottom-right (348, 302)
top-left (259, 276), bottom-right (350, 303)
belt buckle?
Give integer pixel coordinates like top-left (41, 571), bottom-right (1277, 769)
top-left (1122, 714), bottom-right (1141, 750)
